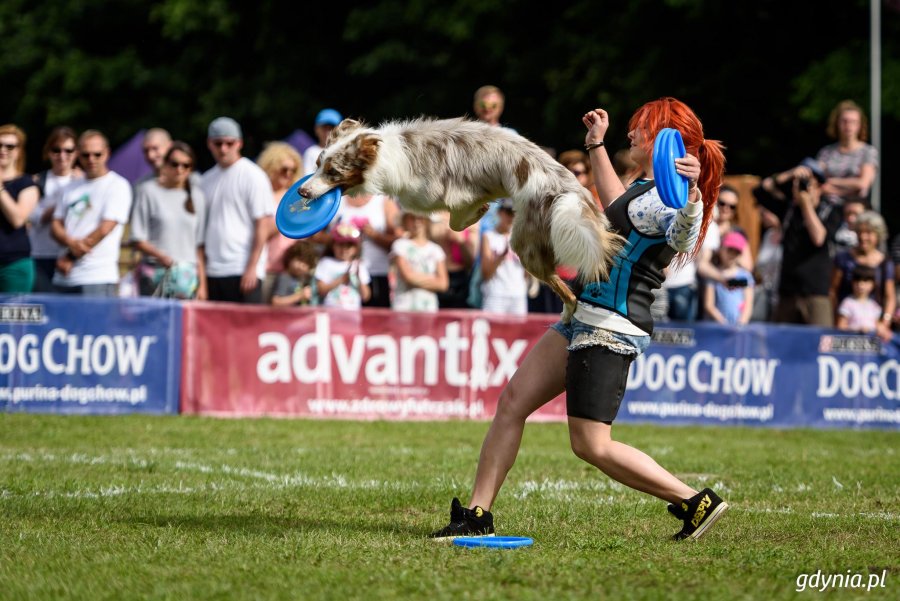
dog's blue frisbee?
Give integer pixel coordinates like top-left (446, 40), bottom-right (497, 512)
top-left (652, 128), bottom-right (689, 209)
top-left (452, 536), bottom-right (534, 549)
top-left (276, 174), bottom-right (343, 239)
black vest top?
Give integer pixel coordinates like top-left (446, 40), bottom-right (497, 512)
top-left (0, 175), bottom-right (37, 265)
top-left (577, 181), bottom-right (675, 334)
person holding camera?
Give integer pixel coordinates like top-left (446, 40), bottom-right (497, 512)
top-left (753, 160), bottom-right (843, 326)
top-left (704, 231), bottom-right (754, 325)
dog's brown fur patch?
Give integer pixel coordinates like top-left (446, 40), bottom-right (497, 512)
top-left (321, 132), bottom-right (381, 189)
top-left (328, 119), bottom-right (363, 145)
top-left (515, 158), bottom-right (531, 188)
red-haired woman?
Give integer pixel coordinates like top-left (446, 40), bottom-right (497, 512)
top-left (430, 98), bottom-right (728, 542)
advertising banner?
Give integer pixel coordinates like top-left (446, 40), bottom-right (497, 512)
top-left (181, 304), bottom-right (563, 420)
top-left (0, 295), bottom-right (182, 414)
top-left (620, 323), bottom-right (900, 429)
top-left (181, 305), bottom-right (900, 429)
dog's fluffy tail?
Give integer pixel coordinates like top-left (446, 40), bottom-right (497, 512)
top-left (550, 192), bottom-right (625, 283)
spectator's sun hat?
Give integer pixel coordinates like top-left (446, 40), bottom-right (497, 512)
top-left (332, 223), bottom-right (362, 244)
top-left (721, 231), bottom-right (748, 253)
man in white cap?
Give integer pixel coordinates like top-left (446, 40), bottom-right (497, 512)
top-left (302, 108), bottom-right (342, 176)
top-left (201, 116), bottom-right (275, 303)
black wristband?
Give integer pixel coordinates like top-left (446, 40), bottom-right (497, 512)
top-left (584, 141), bottom-right (605, 151)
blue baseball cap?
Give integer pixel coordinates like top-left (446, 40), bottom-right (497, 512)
top-left (315, 108), bottom-right (343, 127)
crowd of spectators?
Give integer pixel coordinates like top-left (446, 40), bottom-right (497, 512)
top-left (0, 94), bottom-right (890, 335)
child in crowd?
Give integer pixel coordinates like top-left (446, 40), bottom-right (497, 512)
top-left (271, 240), bottom-right (319, 307)
top-left (836, 265), bottom-right (882, 334)
top-left (704, 231), bottom-right (754, 325)
top-left (480, 198), bottom-right (528, 315)
top-left (390, 211), bottom-right (448, 312)
top-left (315, 223), bottom-right (371, 309)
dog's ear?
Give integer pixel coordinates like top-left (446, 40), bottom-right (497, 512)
top-left (355, 133), bottom-right (381, 167)
top-left (327, 119), bottom-right (363, 145)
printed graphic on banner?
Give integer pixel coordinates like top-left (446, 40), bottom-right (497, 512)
top-left (619, 323), bottom-right (900, 428)
top-left (181, 305), bottom-right (899, 429)
top-left (0, 295), bottom-right (182, 415)
top-left (182, 306), bottom-right (561, 420)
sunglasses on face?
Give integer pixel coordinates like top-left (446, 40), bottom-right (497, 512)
top-left (0, 143), bottom-right (19, 151)
top-left (478, 102), bottom-right (499, 110)
top-left (167, 159), bottom-right (193, 170)
top-left (50, 146), bottom-right (76, 155)
top-left (718, 201), bottom-right (737, 209)
top-left (278, 165), bottom-right (297, 176)
top-left (211, 139), bottom-right (237, 148)
top-left (80, 151), bottom-right (104, 159)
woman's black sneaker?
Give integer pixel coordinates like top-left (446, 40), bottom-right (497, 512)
top-left (667, 502), bottom-right (687, 520)
top-left (672, 488), bottom-right (728, 541)
top-left (429, 497), bottom-right (495, 540)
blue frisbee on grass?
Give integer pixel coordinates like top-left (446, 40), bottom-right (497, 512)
top-left (276, 174), bottom-right (343, 239)
top-left (453, 536), bottom-right (534, 549)
top-left (652, 128), bottom-right (689, 209)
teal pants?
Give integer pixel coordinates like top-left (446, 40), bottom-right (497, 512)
top-left (0, 258), bottom-right (36, 293)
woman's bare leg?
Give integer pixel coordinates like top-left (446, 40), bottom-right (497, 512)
top-left (468, 329), bottom-right (568, 509)
top-left (567, 417), bottom-right (697, 503)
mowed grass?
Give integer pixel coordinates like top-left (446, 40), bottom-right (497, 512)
top-left (0, 415), bottom-right (897, 601)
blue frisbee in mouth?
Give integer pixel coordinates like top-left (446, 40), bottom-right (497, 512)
top-left (276, 174), bottom-right (343, 239)
top-left (652, 128), bottom-right (689, 209)
top-left (452, 536), bottom-right (534, 549)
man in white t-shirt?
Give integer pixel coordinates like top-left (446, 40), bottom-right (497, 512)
top-left (51, 130), bottom-right (132, 296)
top-left (201, 117), bottom-right (275, 303)
top-left (302, 108), bottom-right (342, 176)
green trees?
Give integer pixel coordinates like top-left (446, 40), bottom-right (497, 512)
top-left (1, 0), bottom-right (897, 190)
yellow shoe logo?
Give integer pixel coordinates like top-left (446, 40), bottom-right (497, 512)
top-left (691, 494), bottom-right (712, 528)
top-left (475, 507), bottom-right (483, 518)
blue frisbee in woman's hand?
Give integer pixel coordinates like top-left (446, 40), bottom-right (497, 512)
top-left (653, 128), bottom-right (689, 209)
top-left (276, 174), bottom-right (343, 239)
top-left (453, 536), bottom-right (534, 549)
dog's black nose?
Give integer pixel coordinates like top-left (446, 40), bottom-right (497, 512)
top-left (298, 186), bottom-right (311, 198)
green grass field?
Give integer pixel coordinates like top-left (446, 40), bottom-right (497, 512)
top-left (0, 415), bottom-right (897, 601)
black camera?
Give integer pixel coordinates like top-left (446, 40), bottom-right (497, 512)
top-left (797, 176), bottom-right (810, 192)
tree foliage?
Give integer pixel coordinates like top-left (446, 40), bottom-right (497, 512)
top-left (1, 0), bottom-right (898, 210)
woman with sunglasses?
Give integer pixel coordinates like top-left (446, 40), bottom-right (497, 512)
top-left (558, 149), bottom-right (600, 203)
top-left (0, 124), bottom-right (40, 293)
top-left (714, 185), bottom-right (752, 271)
top-left (28, 126), bottom-right (83, 291)
top-left (256, 141), bottom-right (303, 303)
top-left (129, 141), bottom-right (207, 299)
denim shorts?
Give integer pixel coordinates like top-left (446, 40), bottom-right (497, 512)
top-left (550, 318), bottom-right (650, 422)
top-left (550, 318), bottom-right (650, 356)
